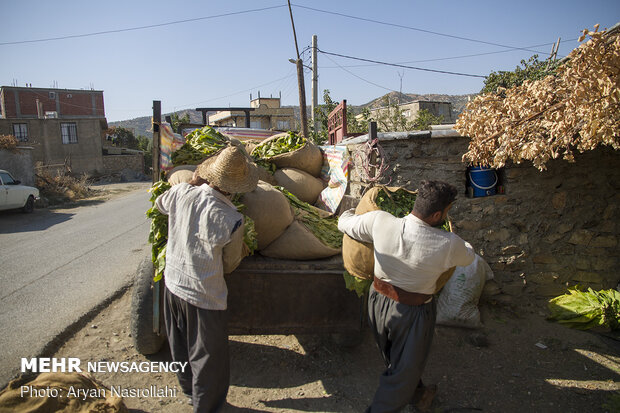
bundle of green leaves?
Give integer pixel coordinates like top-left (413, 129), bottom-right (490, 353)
top-left (277, 187), bottom-right (342, 249)
top-left (251, 131), bottom-right (305, 160)
top-left (548, 287), bottom-right (620, 331)
top-left (146, 180), bottom-right (171, 282)
top-left (375, 188), bottom-right (451, 231)
top-left (171, 126), bottom-right (228, 166)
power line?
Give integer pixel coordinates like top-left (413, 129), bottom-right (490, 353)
top-left (322, 53), bottom-right (397, 93)
top-left (319, 40), bottom-right (570, 69)
top-left (318, 49), bottom-right (487, 78)
top-left (292, 4), bottom-right (553, 55)
top-left (0, 5), bottom-right (287, 46)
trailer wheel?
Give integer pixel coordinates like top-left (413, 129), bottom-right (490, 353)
top-left (130, 256), bottom-right (166, 355)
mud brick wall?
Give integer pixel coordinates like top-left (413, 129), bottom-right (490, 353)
top-left (102, 154), bottom-right (144, 175)
top-left (345, 135), bottom-right (620, 300)
top-left (0, 146), bottom-right (35, 186)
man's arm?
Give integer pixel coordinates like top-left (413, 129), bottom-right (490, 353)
top-left (155, 185), bottom-right (177, 215)
top-left (337, 209), bottom-right (382, 243)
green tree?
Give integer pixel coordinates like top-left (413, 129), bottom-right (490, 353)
top-left (106, 126), bottom-right (139, 149)
top-left (136, 135), bottom-right (153, 174)
top-left (412, 109), bottom-right (444, 131)
top-left (170, 113), bottom-right (191, 132)
top-left (481, 55), bottom-right (560, 94)
top-left (365, 97), bottom-right (443, 132)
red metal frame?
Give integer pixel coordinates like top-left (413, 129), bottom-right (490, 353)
top-left (327, 99), bottom-right (347, 145)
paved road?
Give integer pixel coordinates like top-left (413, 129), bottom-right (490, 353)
top-left (0, 183), bottom-right (152, 387)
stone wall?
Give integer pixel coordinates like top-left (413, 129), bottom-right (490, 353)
top-left (0, 146), bottom-right (35, 186)
top-left (344, 133), bottom-right (620, 301)
top-left (102, 154), bottom-right (144, 175)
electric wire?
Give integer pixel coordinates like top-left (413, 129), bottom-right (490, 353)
top-left (0, 5), bottom-right (287, 46)
top-left (292, 3), bottom-right (556, 55)
top-left (319, 49), bottom-right (487, 78)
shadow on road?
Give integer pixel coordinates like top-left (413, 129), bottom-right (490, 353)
top-left (0, 209), bottom-right (76, 234)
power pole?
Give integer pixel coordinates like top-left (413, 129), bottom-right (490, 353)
top-left (287, 0), bottom-right (309, 139)
top-left (311, 34), bottom-right (318, 134)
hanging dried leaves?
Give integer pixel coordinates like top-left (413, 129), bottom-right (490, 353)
top-left (456, 26), bottom-right (620, 170)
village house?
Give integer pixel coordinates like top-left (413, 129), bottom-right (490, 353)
top-left (368, 100), bottom-right (455, 125)
top-left (0, 86), bottom-right (144, 177)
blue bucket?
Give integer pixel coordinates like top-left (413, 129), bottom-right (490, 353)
top-left (468, 166), bottom-right (497, 197)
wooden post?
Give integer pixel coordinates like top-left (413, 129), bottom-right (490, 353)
top-left (152, 100), bottom-right (161, 184)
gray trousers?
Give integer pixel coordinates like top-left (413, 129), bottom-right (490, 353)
top-left (164, 287), bottom-right (229, 413)
top-left (366, 284), bottom-right (437, 413)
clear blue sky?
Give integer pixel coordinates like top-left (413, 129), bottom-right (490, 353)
top-left (1, 1), bottom-right (618, 122)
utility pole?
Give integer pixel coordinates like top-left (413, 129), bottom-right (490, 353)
top-left (287, 0), bottom-right (308, 139)
top-left (311, 34), bottom-right (318, 134)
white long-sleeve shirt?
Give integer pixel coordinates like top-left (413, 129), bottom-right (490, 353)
top-left (156, 183), bottom-right (242, 310)
top-left (338, 209), bottom-right (475, 294)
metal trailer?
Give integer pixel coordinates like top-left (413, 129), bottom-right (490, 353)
top-left (130, 101), bottom-right (364, 355)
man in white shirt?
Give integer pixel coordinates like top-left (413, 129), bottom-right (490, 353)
top-left (338, 180), bottom-right (475, 413)
top-left (156, 145), bottom-right (258, 413)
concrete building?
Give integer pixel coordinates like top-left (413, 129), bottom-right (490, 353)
top-left (369, 100), bottom-right (454, 126)
top-left (208, 96), bottom-right (295, 131)
top-left (0, 86), bottom-right (107, 174)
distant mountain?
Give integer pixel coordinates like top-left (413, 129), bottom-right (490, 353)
top-left (108, 109), bottom-right (203, 139)
top-left (108, 93), bottom-right (476, 136)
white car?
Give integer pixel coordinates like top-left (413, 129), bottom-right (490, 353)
top-left (0, 169), bottom-right (40, 213)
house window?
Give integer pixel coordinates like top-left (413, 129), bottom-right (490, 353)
top-left (61, 123), bottom-right (78, 144)
top-left (250, 121), bottom-right (261, 129)
top-left (277, 120), bottom-right (290, 130)
top-left (12, 124), bottom-right (28, 141)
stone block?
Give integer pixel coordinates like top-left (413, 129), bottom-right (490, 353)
top-left (501, 281), bottom-right (526, 296)
top-left (532, 254), bottom-right (557, 264)
top-left (571, 271), bottom-right (604, 283)
top-left (568, 230), bottom-right (594, 245)
top-left (557, 223), bottom-right (573, 234)
top-left (590, 235), bottom-right (617, 248)
top-left (483, 228), bottom-right (512, 243)
top-left (545, 233), bottom-right (564, 243)
top-left (518, 234), bottom-right (528, 245)
top-left (603, 204), bottom-right (616, 220)
top-left (528, 272), bottom-right (560, 284)
top-left (592, 256), bottom-right (616, 271)
top-left (455, 220), bottom-right (484, 231)
top-left (575, 257), bottom-right (590, 270)
top-left (535, 284), bottom-right (568, 297)
top-left (552, 192), bottom-right (567, 210)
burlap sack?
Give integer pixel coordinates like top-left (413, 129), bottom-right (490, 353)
top-left (254, 133), bottom-right (324, 177)
top-left (241, 181), bottom-right (294, 250)
top-left (274, 168), bottom-right (325, 204)
top-left (167, 165), bottom-right (196, 185)
top-left (257, 166), bottom-right (277, 186)
top-left (0, 372), bottom-right (128, 413)
top-left (260, 220), bottom-right (341, 260)
top-left (342, 186), bottom-right (416, 280)
top-left (223, 218), bottom-right (250, 274)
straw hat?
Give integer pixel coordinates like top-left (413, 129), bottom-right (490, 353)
top-left (196, 145), bottom-right (258, 193)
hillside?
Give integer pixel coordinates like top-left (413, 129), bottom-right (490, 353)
top-left (108, 93), bottom-right (476, 137)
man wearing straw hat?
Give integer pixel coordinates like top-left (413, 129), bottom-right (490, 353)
top-left (156, 145), bottom-right (258, 412)
top-left (338, 180), bottom-right (475, 413)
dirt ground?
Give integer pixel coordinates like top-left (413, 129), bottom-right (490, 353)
top-left (48, 285), bottom-right (620, 413)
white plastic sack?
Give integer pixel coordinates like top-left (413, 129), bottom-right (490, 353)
top-left (436, 254), bottom-right (493, 329)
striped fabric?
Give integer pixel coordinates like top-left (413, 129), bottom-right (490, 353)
top-left (316, 146), bottom-right (349, 213)
top-left (160, 123), bottom-right (186, 171)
